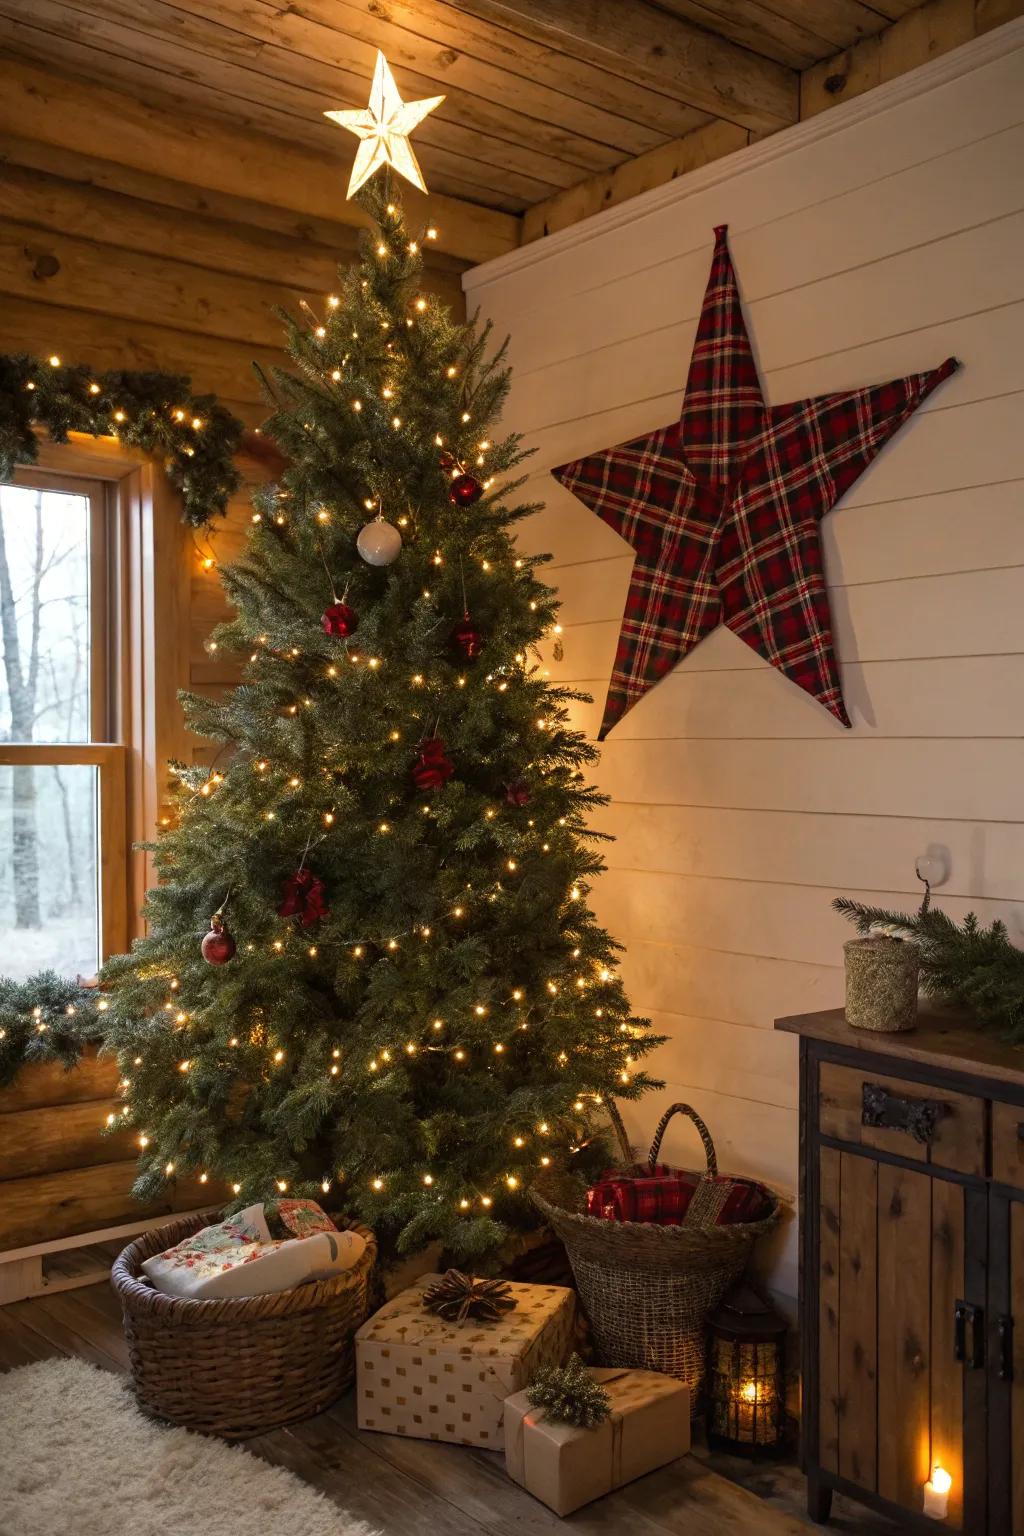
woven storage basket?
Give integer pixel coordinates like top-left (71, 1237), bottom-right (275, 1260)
top-left (112, 1213), bottom-right (376, 1439)
top-left (533, 1103), bottom-right (778, 1406)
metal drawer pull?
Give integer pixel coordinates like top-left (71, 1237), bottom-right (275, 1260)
top-left (998, 1315), bottom-right (1014, 1381)
top-left (861, 1081), bottom-right (947, 1144)
top-left (954, 1301), bottom-right (985, 1369)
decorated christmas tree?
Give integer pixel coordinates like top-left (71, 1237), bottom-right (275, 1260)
top-left (100, 156), bottom-right (660, 1265)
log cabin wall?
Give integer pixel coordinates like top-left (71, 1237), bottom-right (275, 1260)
top-left (0, 65), bottom-right (475, 762)
top-left (0, 62), bottom-right (473, 431)
top-left (464, 24), bottom-right (1024, 1307)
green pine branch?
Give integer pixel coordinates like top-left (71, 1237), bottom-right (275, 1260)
top-left (833, 898), bottom-right (1024, 1042)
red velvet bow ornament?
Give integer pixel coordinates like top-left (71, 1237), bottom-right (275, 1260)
top-left (412, 737), bottom-right (454, 790)
top-left (278, 868), bottom-right (330, 926)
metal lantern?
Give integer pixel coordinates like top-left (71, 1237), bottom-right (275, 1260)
top-left (707, 1284), bottom-right (787, 1454)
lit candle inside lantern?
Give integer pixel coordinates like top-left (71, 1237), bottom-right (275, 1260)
top-left (923, 1465), bottom-right (951, 1520)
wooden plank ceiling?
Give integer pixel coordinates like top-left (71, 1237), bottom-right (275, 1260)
top-left (0, 0), bottom-right (951, 249)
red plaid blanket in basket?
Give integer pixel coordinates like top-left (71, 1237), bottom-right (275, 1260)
top-left (586, 1167), bottom-right (772, 1227)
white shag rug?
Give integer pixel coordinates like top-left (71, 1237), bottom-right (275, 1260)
top-left (0, 1358), bottom-right (379, 1536)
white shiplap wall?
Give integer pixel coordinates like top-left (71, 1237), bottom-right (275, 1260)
top-left (464, 24), bottom-right (1024, 1302)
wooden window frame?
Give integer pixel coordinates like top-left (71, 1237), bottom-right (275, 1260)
top-left (1, 433), bottom-right (192, 958)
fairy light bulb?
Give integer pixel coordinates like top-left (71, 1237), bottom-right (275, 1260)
top-left (373, 1176), bottom-right (384, 1191)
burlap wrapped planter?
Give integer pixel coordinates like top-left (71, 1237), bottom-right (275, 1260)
top-left (844, 935), bottom-right (920, 1033)
top-left (112, 1213), bottom-right (376, 1439)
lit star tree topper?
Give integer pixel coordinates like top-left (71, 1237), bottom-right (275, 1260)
top-left (325, 50), bottom-right (445, 199)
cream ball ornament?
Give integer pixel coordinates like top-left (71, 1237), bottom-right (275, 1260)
top-left (356, 517), bottom-right (402, 566)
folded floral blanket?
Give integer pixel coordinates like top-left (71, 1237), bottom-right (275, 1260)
top-left (142, 1198), bottom-right (367, 1300)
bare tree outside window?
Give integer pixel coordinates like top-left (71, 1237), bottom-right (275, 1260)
top-left (0, 482), bottom-right (98, 978)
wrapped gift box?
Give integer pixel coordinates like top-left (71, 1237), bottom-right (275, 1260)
top-left (504, 1367), bottom-right (690, 1516)
top-left (356, 1274), bottom-right (575, 1448)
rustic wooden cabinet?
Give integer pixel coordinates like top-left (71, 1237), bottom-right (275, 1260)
top-left (777, 1007), bottom-right (1024, 1532)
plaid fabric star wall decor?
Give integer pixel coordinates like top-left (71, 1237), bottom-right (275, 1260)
top-left (552, 227), bottom-right (958, 738)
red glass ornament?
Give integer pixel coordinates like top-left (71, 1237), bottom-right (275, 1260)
top-left (504, 780), bottom-right (531, 808)
top-left (438, 451), bottom-right (456, 472)
top-left (451, 616), bottom-right (483, 661)
top-left (201, 914), bottom-right (236, 965)
top-left (449, 473), bottom-right (483, 508)
top-left (278, 868), bottom-right (329, 926)
top-left (413, 737), bottom-right (455, 790)
top-left (321, 601), bottom-right (358, 638)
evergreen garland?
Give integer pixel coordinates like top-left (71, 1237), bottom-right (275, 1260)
top-left (0, 354), bottom-right (244, 528)
top-left (527, 1354), bottom-right (611, 1429)
top-left (0, 972), bottom-right (104, 1089)
top-left (834, 897), bottom-right (1024, 1043)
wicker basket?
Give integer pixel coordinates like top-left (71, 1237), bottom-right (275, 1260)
top-left (112, 1213), bottom-right (376, 1439)
top-left (533, 1103), bottom-right (778, 1406)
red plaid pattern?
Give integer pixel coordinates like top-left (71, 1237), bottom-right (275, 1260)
top-left (587, 1166), bottom-right (772, 1228)
top-left (552, 226), bottom-right (958, 737)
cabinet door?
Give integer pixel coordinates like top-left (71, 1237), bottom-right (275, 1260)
top-left (817, 1148), bottom-right (983, 1528)
top-left (989, 1195), bottom-right (1024, 1536)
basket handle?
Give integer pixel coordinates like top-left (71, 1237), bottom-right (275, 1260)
top-left (648, 1103), bottom-right (718, 1177)
top-left (604, 1098), bottom-right (635, 1166)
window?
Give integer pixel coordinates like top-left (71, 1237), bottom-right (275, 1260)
top-left (0, 470), bottom-right (126, 979)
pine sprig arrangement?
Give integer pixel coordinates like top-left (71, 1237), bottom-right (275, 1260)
top-left (0, 972), bottom-right (103, 1089)
top-left (834, 897), bottom-right (1024, 1043)
top-left (0, 355), bottom-right (243, 528)
top-left (527, 1354), bottom-right (611, 1429)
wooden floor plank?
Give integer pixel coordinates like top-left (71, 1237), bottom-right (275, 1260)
top-left (33, 1290), bottom-right (132, 1370)
top-left (249, 1412), bottom-right (491, 1536)
top-left (0, 1301), bottom-right (65, 1368)
top-left (2, 1294), bottom-right (122, 1374)
top-left (0, 1282), bottom-right (896, 1532)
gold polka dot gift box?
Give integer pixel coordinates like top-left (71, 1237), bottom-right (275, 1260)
top-left (355, 1274), bottom-right (576, 1448)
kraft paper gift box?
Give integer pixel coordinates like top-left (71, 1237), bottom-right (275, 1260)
top-left (504, 1367), bottom-right (690, 1516)
top-left (356, 1274), bottom-right (575, 1448)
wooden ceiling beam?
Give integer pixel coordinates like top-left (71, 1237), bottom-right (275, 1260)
top-left (449, 0), bottom-right (800, 132)
top-left (0, 56), bottom-right (520, 263)
top-left (522, 119), bottom-right (750, 243)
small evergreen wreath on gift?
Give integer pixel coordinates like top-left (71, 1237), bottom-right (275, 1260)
top-left (527, 1354), bottom-right (611, 1429)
